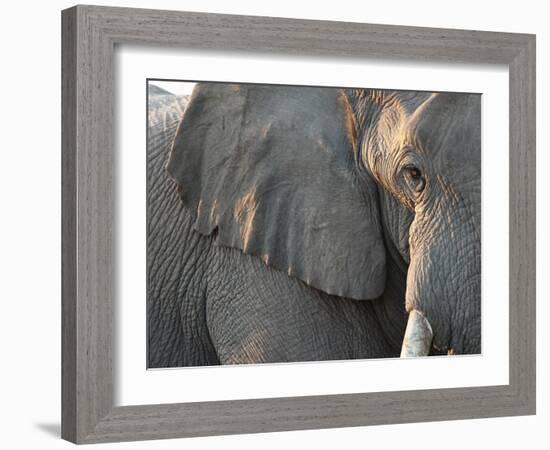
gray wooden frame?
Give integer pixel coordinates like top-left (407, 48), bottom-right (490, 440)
top-left (61, 4), bottom-right (536, 444)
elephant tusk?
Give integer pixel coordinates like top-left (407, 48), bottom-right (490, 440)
top-left (400, 310), bottom-right (433, 358)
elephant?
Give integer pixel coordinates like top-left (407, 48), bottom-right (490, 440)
top-left (146, 81), bottom-right (481, 368)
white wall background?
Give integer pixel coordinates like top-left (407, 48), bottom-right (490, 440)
top-left (0, 0), bottom-right (546, 448)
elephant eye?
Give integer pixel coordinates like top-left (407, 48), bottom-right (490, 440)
top-left (403, 165), bottom-right (425, 195)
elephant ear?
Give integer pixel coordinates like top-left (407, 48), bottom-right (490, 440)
top-left (167, 83), bottom-right (386, 300)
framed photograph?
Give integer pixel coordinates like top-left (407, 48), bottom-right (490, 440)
top-left (61, 5), bottom-right (536, 444)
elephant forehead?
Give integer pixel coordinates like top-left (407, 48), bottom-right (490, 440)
top-left (407, 93), bottom-right (481, 179)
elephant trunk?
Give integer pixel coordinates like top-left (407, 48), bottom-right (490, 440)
top-left (400, 310), bottom-right (433, 357)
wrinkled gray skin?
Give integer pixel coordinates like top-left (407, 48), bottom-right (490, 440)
top-left (147, 83), bottom-right (480, 367)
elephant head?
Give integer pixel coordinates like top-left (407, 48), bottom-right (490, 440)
top-left (167, 83), bottom-right (481, 357)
